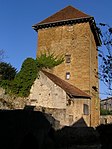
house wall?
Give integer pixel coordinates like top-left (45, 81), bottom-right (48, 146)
top-left (89, 26), bottom-right (100, 127)
top-left (100, 115), bottom-right (112, 124)
top-left (34, 98), bottom-right (91, 128)
top-left (29, 72), bottom-right (90, 127)
top-left (37, 22), bottom-right (100, 127)
top-left (66, 97), bottom-right (91, 126)
top-left (29, 72), bottom-right (66, 109)
top-left (101, 98), bottom-right (112, 111)
top-left (37, 23), bottom-right (90, 91)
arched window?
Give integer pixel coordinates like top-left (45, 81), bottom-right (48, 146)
top-left (83, 104), bottom-right (89, 115)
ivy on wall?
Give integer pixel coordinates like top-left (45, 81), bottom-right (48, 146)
top-left (36, 52), bottom-right (64, 69)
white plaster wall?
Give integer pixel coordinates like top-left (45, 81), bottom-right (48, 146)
top-left (29, 72), bottom-right (66, 109)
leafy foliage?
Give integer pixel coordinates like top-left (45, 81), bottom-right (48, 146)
top-left (0, 62), bottom-right (17, 81)
top-left (0, 80), bottom-right (13, 94)
top-left (36, 52), bottom-right (64, 69)
top-left (11, 58), bottom-right (38, 97)
top-left (100, 108), bottom-right (112, 115)
top-left (11, 53), bottom-right (64, 97)
top-left (0, 52), bottom-right (64, 97)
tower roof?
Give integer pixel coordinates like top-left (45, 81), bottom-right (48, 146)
top-left (37, 5), bottom-right (90, 25)
top-left (32, 5), bottom-right (101, 46)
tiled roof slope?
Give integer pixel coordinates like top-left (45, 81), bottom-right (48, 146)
top-left (42, 70), bottom-right (90, 98)
top-left (37, 5), bottom-right (90, 25)
top-left (32, 5), bottom-right (101, 46)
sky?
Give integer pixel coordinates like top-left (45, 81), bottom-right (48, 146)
top-left (0, 0), bottom-right (112, 99)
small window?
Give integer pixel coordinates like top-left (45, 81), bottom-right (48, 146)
top-left (83, 104), bottom-right (89, 115)
top-left (65, 54), bottom-right (71, 63)
top-left (66, 72), bottom-right (70, 80)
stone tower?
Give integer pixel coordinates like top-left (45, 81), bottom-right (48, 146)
top-left (32, 6), bottom-right (101, 127)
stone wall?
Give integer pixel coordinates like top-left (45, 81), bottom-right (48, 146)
top-left (29, 72), bottom-right (91, 127)
top-left (0, 87), bottom-right (27, 110)
top-left (35, 106), bottom-right (65, 128)
top-left (37, 22), bottom-right (100, 127)
top-left (29, 71), bottom-right (66, 109)
top-left (100, 115), bottom-right (112, 124)
top-left (37, 23), bottom-right (91, 91)
top-left (66, 97), bottom-right (91, 126)
top-left (34, 100), bottom-right (91, 128)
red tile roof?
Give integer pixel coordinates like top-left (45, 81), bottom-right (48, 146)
top-left (37, 5), bottom-right (90, 25)
top-left (42, 70), bottom-right (90, 98)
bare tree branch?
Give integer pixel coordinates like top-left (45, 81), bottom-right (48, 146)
top-left (97, 23), bottom-right (112, 95)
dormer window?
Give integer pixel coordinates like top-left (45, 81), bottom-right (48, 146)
top-left (66, 72), bottom-right (70, 80)
top-left (65, 54), bottom-right (71, 63)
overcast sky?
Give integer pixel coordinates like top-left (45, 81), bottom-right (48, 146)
top-left (0, 0), bottom-right (112, 99)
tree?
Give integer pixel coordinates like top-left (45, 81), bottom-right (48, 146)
top-left (0, 62), bottom-right (17, 81)
top-left (0, 52), bottom-right (64, 97)
top-left (11, 58), bottom-right (38, 97)
top-left (11, 53), bottom-right (64, 97)
top-left (97, 23), bottom-right (112, 95)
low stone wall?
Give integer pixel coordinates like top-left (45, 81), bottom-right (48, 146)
top-left (0, 87), bottom-right (5, 98)
top-left (34, 106), bottom-right (66, 129)
top-left (0, 87), bottom-right (27, 110)
top-left (100, 115), bottom-right (112, 124)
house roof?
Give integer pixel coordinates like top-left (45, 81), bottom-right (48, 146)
top-left (100, 97), bottom-right (112, 102)
top-left (32, 5), bottom-right (101, 46)
top-left (42, 70), bottom-right (90, 99)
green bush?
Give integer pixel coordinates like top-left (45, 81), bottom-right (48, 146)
top-left (0, 62), bottom-right (17, 94)
top-left (0, 52), bottom-right (64, 97)
top-left (100, 108), bottom-right (112, 115)
top-left (0, 62), bottom-right (17, 81)
top-left (0, 80), bottom-right (13, 94)
top-left (11, 58), bottom-right (38, 97)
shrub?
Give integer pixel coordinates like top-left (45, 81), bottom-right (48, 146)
top-left (11, 58), bottom-right (38, 97)
top-left (100, 108), bottom-right (111, 115)
top-left (0, 62), bottom-right (17, 81)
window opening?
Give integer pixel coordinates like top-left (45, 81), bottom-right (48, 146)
top-left (83, 104), bottom-right (89, 115)
top-left (66, 72), bottom-right (70, 80)
top-left (65, 54), bottom-right (71, 63)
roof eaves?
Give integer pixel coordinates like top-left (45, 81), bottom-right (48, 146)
top-left (32, 16), bottom-right (92, 31)
top-left (67, 93), bottom-right (91, 99)
top-left (101, 97), bottom-right (112, 101)
top-left (41, 70), bottom-right (91, 99)
top-left (32, 16), bottom-right (101, 46)
top-left (89, 18), bottom-right (102, 46)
